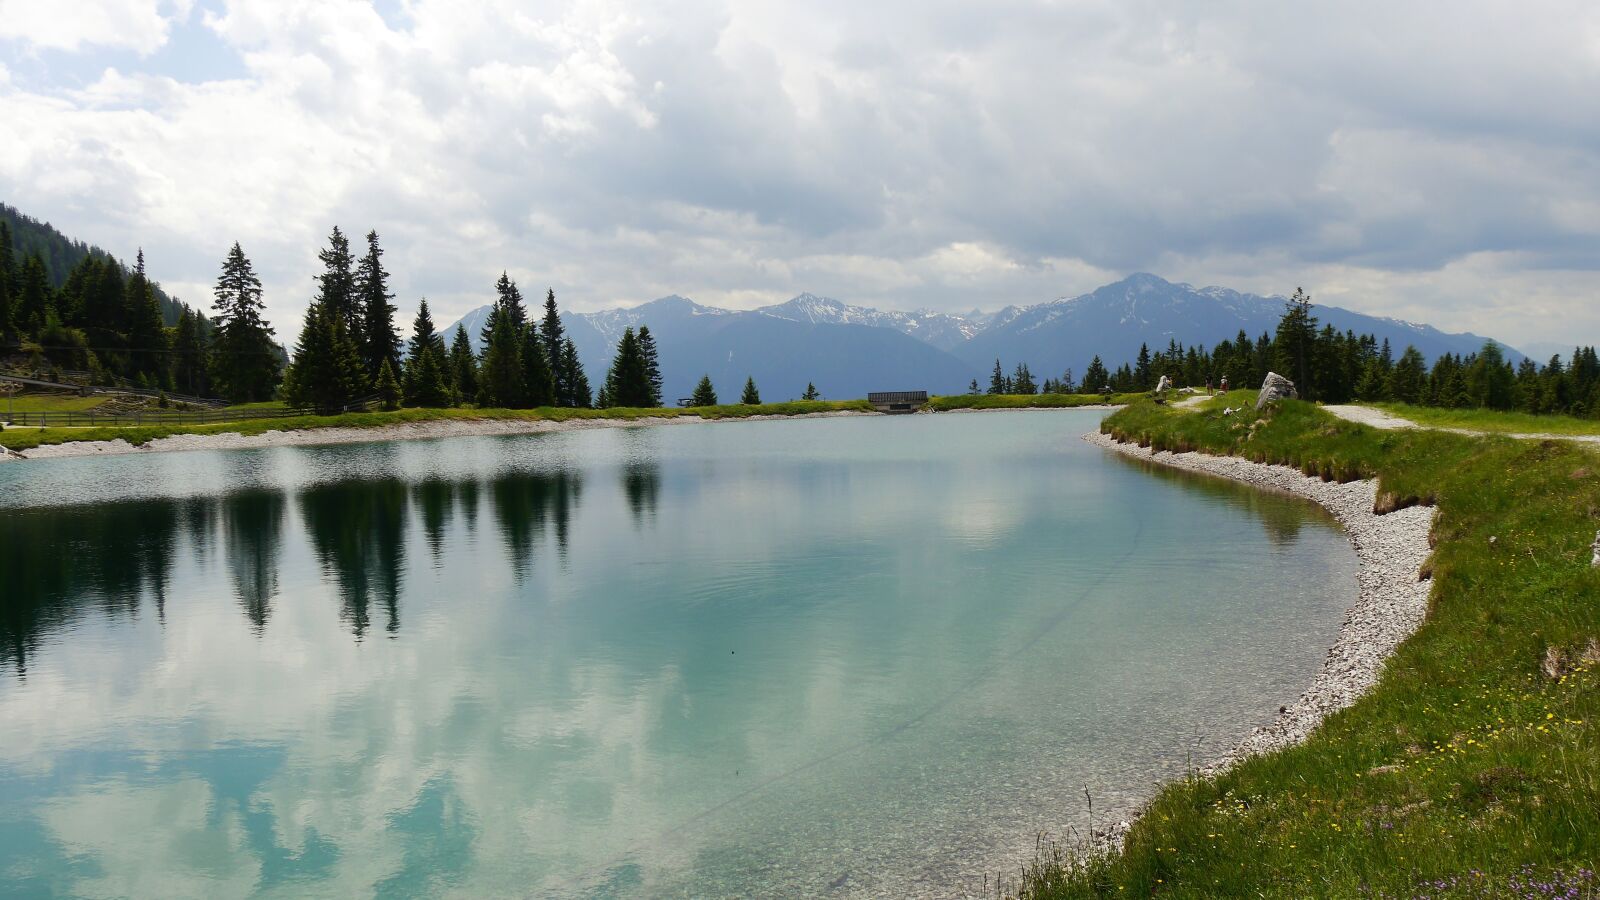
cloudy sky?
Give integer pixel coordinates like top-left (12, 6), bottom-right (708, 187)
top-left (1, 0), bottom-right (1596, 352)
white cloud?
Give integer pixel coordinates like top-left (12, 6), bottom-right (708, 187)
top-left (0, 0), bottom-right (182, 54)
top-left (0, 0), bottom-right (1597, 349)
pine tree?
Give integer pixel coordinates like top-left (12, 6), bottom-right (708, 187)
top-left (690, 374), bottom-right (718, 407)
top-left (1135, 343), bottom-right (1152, 389)
top-left (283, 300), bottom-right (368, 412)
top-left (741, 376), bottom-right (760, 405)
top-left (1012, 362), bottom-right (1036, 395)
top-left (967, 379), bottom-right (979, 394)
top-left (637, 325), bottom-right (663, 407)
top-left (16, 254), bottom-right (54, 334)
top-left (989, 358), bottom-right (1006, 394)
top-left (377, 358), bottom-right (402, 410)
top-left (403, 298), bottom-right (452, 407)
top-left (1274, 287), bottom-right (1318, 398)
top-left (803, 382), bottom-right (820, 401)
top-left (1466, 340), bottom-right (1515, 410)
top-left (449, 324), bottom-right (478, 404)
top-left (561, 338), bottom-right (591, 407)
top-left (605, 327), bottom-right (651, 407)
top-left (316, 226), bottom-right (359, 340)
top-left (356, 230), bottom-right (400, 380)
top-left (522, 321), bottom-right (555, 406)
top-left (476, 306), bottom-right (524, 408)
top-left (1083, 356), bottom-right (1110, 392)
top-left (541, 288), bottom-right (570, 405)
top-left (124, 249), bottom-right (169, 385)
top-left (210, 243), bottom-right (280, 402)
top-left (0, 220), bottom-right (14, 337)
top-left (172, 306), bottom-right (209, 396)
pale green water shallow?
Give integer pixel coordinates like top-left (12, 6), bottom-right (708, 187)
top-left (0, 411), bottom-right (1358, 898)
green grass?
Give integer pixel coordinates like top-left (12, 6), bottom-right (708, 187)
top-left (926, 392), bottom-right (1147, 411)
top-left (1371, 402), bottom-right (1600, 437)
top-left (0, 400), bottom-right (875, 451)
top-left (1014, 397), bottom-right (1600, 898)
top-left (2, 393), bottom-right (107, 412)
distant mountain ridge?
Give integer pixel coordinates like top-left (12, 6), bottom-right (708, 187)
top-left (445, 274), bottom-right (1519, 400)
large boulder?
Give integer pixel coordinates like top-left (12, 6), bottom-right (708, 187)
top-left (1256, 372), bottom-right (1298, 410)
top-left (1155, 374), bottom-right (1172, 394)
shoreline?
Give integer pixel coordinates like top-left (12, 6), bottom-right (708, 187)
top-left (1079, 430), bottom-right (1435, 839)
top-left (2, 404), bottom-right (1127, 462)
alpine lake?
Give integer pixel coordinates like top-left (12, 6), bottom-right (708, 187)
top-left (0, 410), bottom-right (1357, 898)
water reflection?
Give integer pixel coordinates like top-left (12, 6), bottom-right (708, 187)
top-left (300, 479), bottom-right (410, 639)
top-left (225, 490), bottom-right (286, 634)
top-left (490, 470), bottom-right (583, 573)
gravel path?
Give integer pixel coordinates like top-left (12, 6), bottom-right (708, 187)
top-left (1323, 404), bottom-right (1600, 444)
top-left (1084, 430), bottom-right (1436, 771)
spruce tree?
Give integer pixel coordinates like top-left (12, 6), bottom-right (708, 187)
top-left (124, 249), bottom-right (169, 385)
top-left (210, 243), bottom-right (280, 403)
top-left (690, 374), bottom-right (718, 407)
top-left (172, 306), bottom-right (210, 396)
top-left (1274, 287), bottom-right (1318, 398)
top-left (521, 321), bottom-right (555, 406)
top-left (1386, 347), bottom-right (1427, 405)
top-left (605, 327), bottom-right (650, 407)
top-left (449, 324), bottom-right (478, 403)
top-left (803, 382), bottom-right (819, 401)
top-left (1012, 362), bottom-right (1036, 394)
top-left (17, 254), bottom-right (55, 334)
top-left (561, 338), bottom-right (591, 408)
top-left (637, 325), bottom-right (663, 407)
top-left (988, 358), bottom-right (1006, 394)
top-left (316, 226), bottom-right (359, 339)
top-left (0, 220), bottom-right (13, 337)
top-left (377, 358), bottom-right (402, 410)
top-left (967, 379), bottom-right (979, 394)
top-left (403, 298), bottom-right (452, 407)
top-left (283, 300), bottom-right (368, 412)
top-left (541, 289), bottom-right (569, 405)
top-left (741, 377), bottom-right (760, 405)
top-left (477, 307), bottom-right (524, 408)
top-left (1083, 356), bottom-right (1109, 391)
top-left (356, 230), bottom-right (401, 380)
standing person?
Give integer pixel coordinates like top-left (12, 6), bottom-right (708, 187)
top-left (1220, 375), bottom-right (1229, 393)
top-left (1206, 377), bottom-right (1213, 395)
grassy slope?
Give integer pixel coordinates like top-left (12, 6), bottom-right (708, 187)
top-left (2, 394), bottom-right (107, 412)
top-left (1371, 402), bottom-right (1600, 437)
top-left (926, 392), bottom-right (1147, 411)
top-left (0, 400), bottom-right (874, 451)
top-left (1021, 397), bottom-right (1600, 898)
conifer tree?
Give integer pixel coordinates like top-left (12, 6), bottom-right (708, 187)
top-left (477, 306), bottom-right (524, 408)
top-left (604, 327), bottom-right (650, 407)
top-left (283, 300), bottom-right (368, 411)
top-left (521, 321), bottom-right (555, 406)
top-left (741, 376), bottom-right (760, 405)
top-left (1274, 287), bottom-right (1318, 398)
top-left (403, 298), bottom-right (452, 407)
top-left (377, 358), bottom-right (402, 410)
top-left (541, 289), bottom-right (570, 405)
top-left (1012, 362), bottom-right (1036, 395)
top-left (967, 379), bottom-right (979, 394)
top-left (803, 382), bottom-right (819, 400)
top-left (316, 226), bottom-right (359, 339)
top-left (449, 324), bottom-right (478, 404)
top-left (124, 249), bottom-right (169, 385)
top-left (16, 254), bottom-right (54, 336)
top-left (690, 374), bottom-right (718, 407)
top-left (356, 230), bottom-right (401, 379)
top-left (172, 306), bottom-right (209, 396)
top-left (637, 325), bottom-right (663, 407)
top-left (210, 243), bottom-right (280, 402)
top-left (0, 220), bottom-right (13, 337)
top-left (1083, 356), bottom-right (1109, 391)
top-left (561, 338), bottom-right (591, 408)
top-left (1386, 346), bottom-right (1427, 405)
top-left (988, 358), bottom-right (1006, 394)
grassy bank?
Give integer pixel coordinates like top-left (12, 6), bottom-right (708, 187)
top-left (1018, 397), bottom-right (1600, 898)
top-left (0, 399), bottom-right (874, 452)
top-left (926, 392), bottom-right (1146, 411)
top-left (1370, 402), bottom-right (1600, 437)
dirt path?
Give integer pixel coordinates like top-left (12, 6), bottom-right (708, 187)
top-left (1321, 405), bottom-right (1600, 444)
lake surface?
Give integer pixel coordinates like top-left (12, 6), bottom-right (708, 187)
top-left (0, 411), bottom-right (1357, 898)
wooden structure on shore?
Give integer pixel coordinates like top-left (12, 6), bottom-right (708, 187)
top-left (867, 390), bottom-right (928, 413)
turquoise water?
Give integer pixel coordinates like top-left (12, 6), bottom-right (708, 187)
top-left (0, 411), bottom-right (1356, 898)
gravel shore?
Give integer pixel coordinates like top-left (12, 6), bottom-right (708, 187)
top-left (1085, 430), bottom-right (1436, 772)
top-left (7, 409), bottom-right (879, 461)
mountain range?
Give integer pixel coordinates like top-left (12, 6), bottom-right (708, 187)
top-left (446, 274), bottom-right (1519, 401)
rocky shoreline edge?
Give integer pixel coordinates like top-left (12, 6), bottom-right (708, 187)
top-left (1079, 429), bottom-right (1436, 843)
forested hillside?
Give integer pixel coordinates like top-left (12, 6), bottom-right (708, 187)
top-left (1, 204), bottom-right (188, 326)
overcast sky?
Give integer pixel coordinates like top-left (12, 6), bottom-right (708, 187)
top-left (1, 0), bottom-right (1596, 352)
